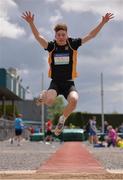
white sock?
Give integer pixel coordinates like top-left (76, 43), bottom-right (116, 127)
top-left (59, 115), bottom-right (66, 123)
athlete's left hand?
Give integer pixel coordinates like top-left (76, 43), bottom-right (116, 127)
top-left (102, 13), bottom-right (114, 23)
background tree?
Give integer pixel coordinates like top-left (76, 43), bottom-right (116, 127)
top-left (65, 112), bottom-right (83, 128)
top-left (47, 96), bottom-right (65, 125)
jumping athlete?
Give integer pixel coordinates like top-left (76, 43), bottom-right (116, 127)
top-left (22, 12), bottom-right (114, 136)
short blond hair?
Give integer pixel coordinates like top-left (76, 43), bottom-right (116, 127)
top-left (54, 23), bottom-right (67, 32)
top-left (107, 125), bottom-right (112, 130)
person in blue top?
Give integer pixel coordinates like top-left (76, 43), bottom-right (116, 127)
top-left (22, 11), bottom-right (114, 136)
top-left (14, 114), bottom-right (24, 146)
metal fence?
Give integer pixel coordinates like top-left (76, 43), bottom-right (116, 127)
top-left (0, 118), bottom-right (31, 141)
top-left (0, 118), bottom-right (14, 140)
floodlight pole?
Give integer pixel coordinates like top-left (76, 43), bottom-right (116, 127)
top-left (101, 72), bottom-right (104, 133)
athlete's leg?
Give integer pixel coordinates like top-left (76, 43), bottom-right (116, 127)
top-left (35, 90), bottom-right (47, 105)
top-left (63, 91), bottom-right (79, 118)
top-left (36, 80), bottom-right (58, 106)
top-left (54, 91), bottom-right (79, 136)
top-left (44, 89), bottom-right (57, 106)
top-left (37, 89), bottom-right (57, 105)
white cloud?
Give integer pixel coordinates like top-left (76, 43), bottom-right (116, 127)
top-left (49, 10), bottom-right (63, 25)
top-left (0, 0), bottom-right (17, 19)
top-left (19, 69), bottom-right (29, 75)
top-left (113, 66), bottom-right (123, 76)
top-left (111, 46), bottom-right (123, 60)
top-left (28, 27), bottom-right (53, 41)
top-left (0, 0), bottom-right (25, 39)
top-left (61, 0), bottom-right (123, 21)
top-left (0, 17), bottom-right (25, 39)
top-left (105, 81), bottom-right (123, 92)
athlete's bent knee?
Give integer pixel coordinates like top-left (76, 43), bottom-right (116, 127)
top-left (69, 97), bottom-right (78, 110)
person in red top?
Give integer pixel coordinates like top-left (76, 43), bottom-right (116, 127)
top-left (29, 126), bottom-right (34, 134)
top-left (45, 120), bottom-right (53, 143)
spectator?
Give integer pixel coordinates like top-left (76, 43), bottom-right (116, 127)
top-left (28, 126), bottom-right (35, 134)
top-left (84, 120), bottom-right (90, 140)
top-left (14, 114), bottom-right (24, 146)
top-left (45, 119), bottom-right (53, 143)
top-left (107, 125), bottom-right (117, 147)
top-left (119, 123), bottom-right (123, 138)
top-left (88, 116), bottom-right (98, 144)
top-left (34, 127), bottom-right (40, 133)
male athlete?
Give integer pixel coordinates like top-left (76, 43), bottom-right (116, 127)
top-left (22, 12), bottom-right (113, 136)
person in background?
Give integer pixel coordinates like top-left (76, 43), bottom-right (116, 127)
top-left (119, 123), bottom-right (123, 138)
top-left (88, 116), bottom-right (98, 144)
top-left (45, 119), bottom-right (53, 144)
top-left (29, 126), bottom-right (35, 134)
top-left (107, 125), bottom-right (117, 147)
top-left (84, 120), bottom-right (90, 141)
top-left (14, 114), bottom-right (24, 146)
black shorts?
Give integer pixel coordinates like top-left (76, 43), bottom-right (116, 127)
top-left (15, 129), bottom-right (23, 136)
top-left (48, 80), bottom-right (77, 99)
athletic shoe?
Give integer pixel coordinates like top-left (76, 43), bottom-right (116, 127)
top-left (35, 90), bottom-right (46, 106)
top-left (54, 115), bottom-right (65, 136)
top-left (35, 96), bottom-right (43, 106)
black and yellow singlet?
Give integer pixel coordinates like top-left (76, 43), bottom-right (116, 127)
top-left (45, 37), bottom-right (82, 81)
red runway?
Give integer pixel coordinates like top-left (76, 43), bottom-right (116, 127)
top-left (38, 142), bottom-right (106, 174)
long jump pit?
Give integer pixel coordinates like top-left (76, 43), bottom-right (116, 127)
top-left (0, 142), bottom-right (123, 180)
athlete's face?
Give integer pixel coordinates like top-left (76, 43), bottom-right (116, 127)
top-left (55, 30), bottom-right (68, 46)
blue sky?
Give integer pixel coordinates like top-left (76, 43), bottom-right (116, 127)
top-left (0, 0), bottom-right (123, 113)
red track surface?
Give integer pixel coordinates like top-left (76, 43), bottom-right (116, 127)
top-left (38, 142), bottom-right (106, 173)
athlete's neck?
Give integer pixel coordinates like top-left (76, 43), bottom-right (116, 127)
top-left (56, 41), bottom-right (67, 46)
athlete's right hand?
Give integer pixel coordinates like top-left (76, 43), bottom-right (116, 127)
top-left (21, 11), bottom-right (34, 24)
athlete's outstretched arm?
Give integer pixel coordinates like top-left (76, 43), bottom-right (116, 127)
top-left (82, 13), bottom-right (114, 44)
top-left (21, 11), bottom-right (48, 49)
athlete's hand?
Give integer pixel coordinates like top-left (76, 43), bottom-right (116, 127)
top-left (21, 11), bottom-right (34, 24)
top-left (102, 13), bottom-right (114, 24)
